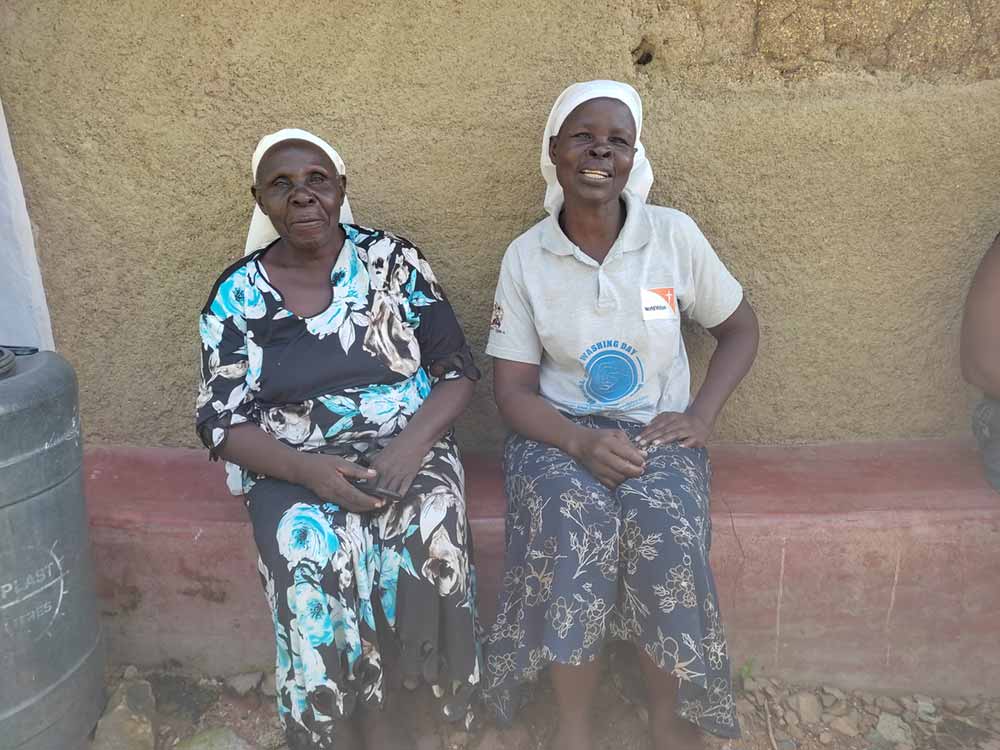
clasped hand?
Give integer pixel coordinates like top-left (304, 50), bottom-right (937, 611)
top-left (570, 411), bottom-right (712, 489)
top-left (297, 438), bottom-right (426, 512)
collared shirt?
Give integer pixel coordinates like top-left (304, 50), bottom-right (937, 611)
top-left (486, 189), bottom-right (743, 423)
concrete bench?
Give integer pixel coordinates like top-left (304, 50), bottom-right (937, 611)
top-left (86, 439), bottom-right (999, 695)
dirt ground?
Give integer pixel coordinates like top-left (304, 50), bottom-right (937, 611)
top-left (96, 652), bottom-right (1000, 750)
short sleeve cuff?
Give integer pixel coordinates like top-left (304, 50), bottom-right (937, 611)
top-left (695, 280), bottom-right (744, 329)
top-left (485, 342), bottom-right (542, 365)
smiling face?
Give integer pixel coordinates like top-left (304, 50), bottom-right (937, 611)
top-left (549, 97), bottom-right (637, 209)
top-left (251, 140), bottom-right (346, 252)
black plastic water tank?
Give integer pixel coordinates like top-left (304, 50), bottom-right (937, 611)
top-left (0, 350), bottom-right (104, 750)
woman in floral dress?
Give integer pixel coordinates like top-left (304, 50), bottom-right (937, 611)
top-left (196, 129), bottom-right (481, 750)
top-left (483, 82), bottom-right (759, 750)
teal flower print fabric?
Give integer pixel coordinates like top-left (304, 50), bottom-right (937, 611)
top-left (195, 226), bottom-right (480, 748)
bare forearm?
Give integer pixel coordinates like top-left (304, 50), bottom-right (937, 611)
top-left (496, 389), bottom-right (587, 457)
top-left (394, 376), bottom-right (475, 453)
top-left (215, 423), bottom-right (308, 485)
top-left (689, 300), bottom-right (759, 426)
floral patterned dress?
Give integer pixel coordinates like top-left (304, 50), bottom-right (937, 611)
top-left (196, 225), bottom-right (481, 749)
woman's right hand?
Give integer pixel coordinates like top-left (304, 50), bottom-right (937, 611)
top-left (566, 426), bottom-right (645, 489)
top-left (295, 453), bottom-right (387, 512)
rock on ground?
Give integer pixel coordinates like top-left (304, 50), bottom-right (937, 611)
top-left (259, 671), bottom-right (276, 698)
top-left (91, 679), bottom-right (157, 750)
top-left (225, 672), bottom-right (262, 697)
top-left (829, 715), bottom-right (860, 737)
top-left (174, 727), bottom-right (257, 750)
top-left (874, 712), bottom-right (912, 745)
top-left (788, 692), bottom-right (823, 724)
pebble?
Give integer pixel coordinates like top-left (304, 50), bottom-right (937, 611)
top-left (944, 698), bottom-right (967, 714)
top-left (876, 696), bottom-right (904, 715)
top-left (788, 692), bottom-right (822, 724)
top-left (818, 731), bottom-right (833, 745)
top-left (821, 693), bottom-right (836, 708)
top-left (822, 686), bottom-right (846, 700)
top-left (777, 740), bottom-right (797, 750)
top-left (91, 680), bottom-right (157, 750)
top-left (829, 699), bottom-right (850, 717)
top-left (829, 716), bottom-right (860, 737)
top-left (174, 728), bottom-right (256, 750)
top-left (875, 713), bottom-right (913, 745)
top-left (259, 672), bottom-right (276, 698)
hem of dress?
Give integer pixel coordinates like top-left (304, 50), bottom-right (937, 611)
top-left (486, 634), bottom-right (741, 740)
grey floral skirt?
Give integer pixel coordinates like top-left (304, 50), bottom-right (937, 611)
top-left (483, 415), bottom-right (740, 738)
top-left (246, 434), bottom-right (481, 749)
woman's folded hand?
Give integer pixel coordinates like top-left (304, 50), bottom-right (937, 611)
top-left (567, 426), bottom-right (645, 489)
top-left (368, 437), bottom-right (427, 501)
top-left (637, 411), bottom-right (711, 449)
top-left (296, 453), bottom-right (387, 512)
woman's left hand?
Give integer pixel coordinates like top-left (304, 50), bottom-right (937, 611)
top-left (368, 437), bottom-right (428, 500)
top-left (637, 411), bottom-right (712, 449)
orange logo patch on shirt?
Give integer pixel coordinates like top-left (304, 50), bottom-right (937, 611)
top-left (641, 287), bottom-right (677, 320)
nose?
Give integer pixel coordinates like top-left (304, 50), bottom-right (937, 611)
top-left (289, 185), bottom-right (317, 205)
top-left (587, 141), bottom-right (612, 158)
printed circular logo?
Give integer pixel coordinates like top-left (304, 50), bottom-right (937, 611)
top-left (0, 542), bottom-right (66, 655)
top-left (580, 342), bottom-right (644, 404)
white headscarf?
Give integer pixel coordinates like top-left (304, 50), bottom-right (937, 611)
top-left (244, 128), bottom-right (355, 255)
top-left (541, 80), bottom-right (653, 216)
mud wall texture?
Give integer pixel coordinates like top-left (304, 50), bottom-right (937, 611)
top-left (2, 0), bottom-right (999, 451)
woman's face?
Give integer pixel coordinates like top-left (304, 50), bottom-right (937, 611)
top-left (252, 140), bottom-right (346, 250)
top-left (549, 97), bottom-right (637, 208)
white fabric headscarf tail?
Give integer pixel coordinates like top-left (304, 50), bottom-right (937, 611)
top-left (244, 128), bottom-right (355, 255)
top-left (541, 80), bottom-right (653, 216)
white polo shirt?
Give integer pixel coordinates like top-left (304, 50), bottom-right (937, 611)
top-left (486, 189), bottom-right (743, 424)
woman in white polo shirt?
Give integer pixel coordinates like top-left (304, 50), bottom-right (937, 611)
top-left (483, 81), bottom-right (759, 750)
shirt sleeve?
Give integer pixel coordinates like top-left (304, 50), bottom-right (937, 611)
top-left (678, 215), bottom-right (744, 329)
top-left (485, 245), bottom-right (542, 364)
top-left (401, 244), bottom-right (480, 382)
top-left (195, 275), bottom-right (256, 458)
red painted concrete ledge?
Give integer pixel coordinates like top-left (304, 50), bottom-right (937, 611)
top-left (85, 440), bottom-right (1000, 694)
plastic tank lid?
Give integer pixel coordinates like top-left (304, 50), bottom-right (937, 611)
top-left (0, 348), bottom-right (15, 378)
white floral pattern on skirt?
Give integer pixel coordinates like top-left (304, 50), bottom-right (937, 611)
top-left (483, 415), bottom-right (740, 739)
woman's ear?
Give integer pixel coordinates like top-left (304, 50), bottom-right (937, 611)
top-left (251, 184), bottom-right (265, 213)
top-left (548, 135), bottom-right (558, 164)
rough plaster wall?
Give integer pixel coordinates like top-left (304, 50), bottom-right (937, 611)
top-left (0, 1), bottom-right (998, 451)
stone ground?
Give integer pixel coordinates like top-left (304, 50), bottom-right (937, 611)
top-left (89, 657), bottom-right (1000, 750)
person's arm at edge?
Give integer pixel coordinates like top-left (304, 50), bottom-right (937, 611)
top-left (961, 233), bottom-right (1000, 399)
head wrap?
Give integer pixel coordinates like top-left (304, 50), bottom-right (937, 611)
top-left (244, 128), bottom-right (355, 254)
top-left (540, 80), bottom-right (653, 216)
